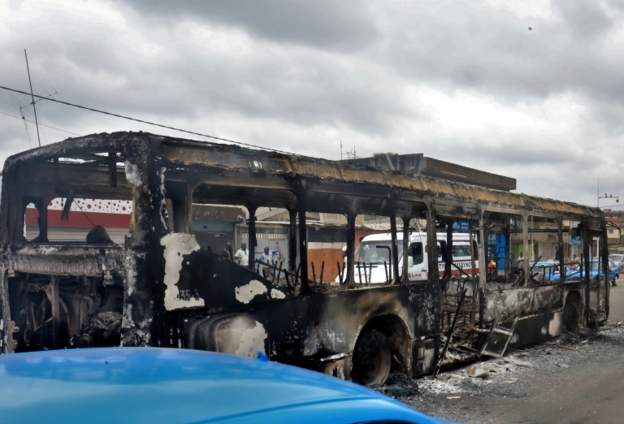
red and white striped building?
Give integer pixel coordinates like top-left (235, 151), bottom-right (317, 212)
top-left (25, 198), bottom-right (132, 244)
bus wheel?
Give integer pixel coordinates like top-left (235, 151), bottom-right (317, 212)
top-left (563, 292), bottom-right (582, 332)
top-left (352, 328), bottom-right (391, 386)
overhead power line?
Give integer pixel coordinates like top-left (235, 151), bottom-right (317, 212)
top-left (0, 110), bottom-right (80, 136)
top-left (0, 84), bottom-right (295, 155)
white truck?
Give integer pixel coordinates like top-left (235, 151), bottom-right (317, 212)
top-left (352, 232), bottom-right (478, 284)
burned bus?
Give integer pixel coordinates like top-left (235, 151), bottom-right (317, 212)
top-left (0, 132), bottom-right (609, 384)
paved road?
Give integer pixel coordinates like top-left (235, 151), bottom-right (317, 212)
top-left (396, 283), bottom-right (624, 423)
top-left (475, 331), bottom-right (624, 424)
top-left (609, 282), bottom-right (624, 322)
top-left (502, 353), bottom-right (624, 423)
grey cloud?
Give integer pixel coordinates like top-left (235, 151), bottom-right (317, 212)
top-left (0, 4), bottom-right (405, 138)
top-left (381, 1), bottom-right (624, 112)
top-left (0, 1), bottom-right (623, 206)
top-left (0, 111), bottom-right (39, 163)
top-left (392, 136), bottom-right (602, 174)
top-left (590, 101), bottom-right (624, 136)
top-left (121, 0), bottom-right (379, 51)
top-left (553, 0), bottom-right (614, 37)
top-left (174, 54), bottom-right (409, 135)
top-left (453, 141), bottom-right (595, 167)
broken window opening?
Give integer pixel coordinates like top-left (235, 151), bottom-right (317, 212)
top-left (164, 180), bottom-right (190, 233)
top-left (191, 202), bottom-right (249, 259)
top-left (43, 197), bottom-right (132, 245)
top-left (527, 216), bottom-right (562, 285)
top-left (484, 212), bottom-right (523, 285)
top-left (437, 218), bottom-right (480, 340)
top-left (189, 183), bottom-right (300, 292)
top-left (23, 201), bottom-right (42, 243)
top-left (248, 207), bottom-right (297, 286)
top-left (353, 214), bottom-right (396, 284)
top-left (12, 150), bottom-right (132, 246)
top-left (576, 227), bottom-right (609, 323)
top-left (589, 233), bottom-right (608, 283)
top-left (305, 212), bottom-right (348, 286)
top-left (562, 220), bottom-right (583, 282)
top-left (403, 215), bottom-right (430, 283)
top-left (436, 218), bottom-right (479, 283)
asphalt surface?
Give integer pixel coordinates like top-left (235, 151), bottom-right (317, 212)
top-left (391, 283), bottom-right (624, 423)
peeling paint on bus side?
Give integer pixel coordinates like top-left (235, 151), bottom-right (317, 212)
top-left (548, 311), bottom-right (562, 337)
top-left (271, 288), bottom-right (286, 300)
top-left (235, 280), bottom-right (268, 304)
top-left (234, 321), bottom-right (267, 357)
top-left (161, 233), bottom-right (204, 311)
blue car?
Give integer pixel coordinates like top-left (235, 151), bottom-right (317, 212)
top-left (0, 348), bottom-right (443, 424)
top-left (538, 259), bottom-right (619, 284)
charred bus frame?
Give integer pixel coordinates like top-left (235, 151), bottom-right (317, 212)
top-left (0, 132), bottom-right (609, 384)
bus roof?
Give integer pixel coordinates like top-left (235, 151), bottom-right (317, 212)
top-left (3, 131), bottom-right (603, 221)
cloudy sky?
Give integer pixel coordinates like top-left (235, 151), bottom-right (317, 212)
top-left (1, 0), bottom-right (623, 207)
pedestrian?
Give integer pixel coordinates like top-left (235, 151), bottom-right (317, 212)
top-left (260, 246), bottom-right (271, 278)
top-left (222, 242), bottom-right (233, 260)
top-left (234, 243), bottom-right (249, 266)
top-left (271, 242), bottom-right (283, 265)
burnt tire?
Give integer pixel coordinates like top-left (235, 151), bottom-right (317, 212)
top-left (352, 328), bottom-right (391, 386)
top-left (563, 296), bottom-right (581, 332)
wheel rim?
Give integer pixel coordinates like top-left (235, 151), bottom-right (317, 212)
top-left (352, 329), bottom-right (391, 385)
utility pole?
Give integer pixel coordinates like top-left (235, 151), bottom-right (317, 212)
top-left (597, 179), bottom-right (599, 207)
top-left (597, 180), bottom-right (619, 208)
top-left (348, 145), bottom-right (356, 160)
top-left (24, 49), bottom-right (41, 147)
top-left (598, 193), bottom-right (619, 208)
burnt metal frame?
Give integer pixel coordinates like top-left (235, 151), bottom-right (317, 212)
top-left (0, 132), bottom-right (609, 371)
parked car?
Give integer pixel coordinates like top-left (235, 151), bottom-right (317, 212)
top-left (608, 259), bottom-right (620, 285)
top-left (609, 253), bottom-right (624, 271)
top-left (0, 348), bottom-right (445, 424)
top-left (536, 258), bottom-right (618, 285)
top-left (546, 258), bottom-right (619, 285)
top-left (529, 259), bottom-right (560, 282)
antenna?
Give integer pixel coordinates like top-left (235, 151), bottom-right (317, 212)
top-left (18, 105), bottom-right (33, 146)
top-left (349, 145), bottom-right (357, 160)
top-left (598, 192), bottom-right (619, 208)
top-left (597, 178), bottom-right (599, 207)
top-left (24, 49), bottom-right (41, 147)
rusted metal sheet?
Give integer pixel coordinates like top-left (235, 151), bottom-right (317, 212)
top-left (342, 153), bottom-right (517, 191)
top-left (483, 285), bottom-right (563, 324)
top-left (7, 246), bottom-right (124, 277)
top-left (157, 136), bottom-right (600, 219)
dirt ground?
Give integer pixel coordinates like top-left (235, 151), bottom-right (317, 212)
top-left (387, 283), bottom-right (624, 423)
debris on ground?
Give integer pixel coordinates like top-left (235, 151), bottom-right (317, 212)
top-left (376, 373), bottom-right (420, 398)
top-left (417, 377), bottom-right (464, 395)
top-left (503, 356), bottom-right (532, 368)
top-left (388, 324), bottom-right (624, 423)
top-left (467, 366), bottom-right (489, 379)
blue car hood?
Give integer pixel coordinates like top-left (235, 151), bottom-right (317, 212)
top-left (0, 347), bottom-right (441, 424)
